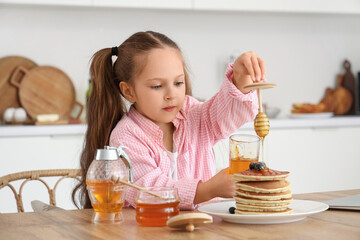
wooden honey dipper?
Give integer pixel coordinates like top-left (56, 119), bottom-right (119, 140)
top-left (243, 82), bottom-right (276, 138)
top-left (110, 175), bottom-right (169, 200)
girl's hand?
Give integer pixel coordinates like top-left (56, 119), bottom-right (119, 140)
top-left (194, 168), bottom-right (236, 204)
top-left (207, 168), bottom-right (236, 198)
top-left (232, 51), bottom-right (267, 94)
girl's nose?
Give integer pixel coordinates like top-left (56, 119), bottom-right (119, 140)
top-left (164, 86), bottom-right (176, 100)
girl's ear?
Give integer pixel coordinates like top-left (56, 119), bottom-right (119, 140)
top-left (119, 82), bottom-right (136, 103)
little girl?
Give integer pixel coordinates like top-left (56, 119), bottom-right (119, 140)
top-left (73, 31), bottom-right (266, 210)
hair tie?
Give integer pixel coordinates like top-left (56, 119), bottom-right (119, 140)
top-left (111, 46), bottom-right (118, 56)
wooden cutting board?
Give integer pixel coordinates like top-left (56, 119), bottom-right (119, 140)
top-left (10, 65), bottom-right (83, 120)
top-left (0, 56), bottom-right (37, 119)
top-left (341, 60), bottom-right (356, 115)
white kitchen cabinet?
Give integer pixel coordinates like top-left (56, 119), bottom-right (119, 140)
top-left (0, 0), bottom-right (192, 9)
top-left (193, 0), bottom-right (360, 14)
top-left (2, 0), bottom-right (360, 14)
top-left (92, 0), bottom-right (192, 9)
top-left (0, 0), bottom-right (92, 6)
top-left (0, 135), bottom-right (84, 213)
top-left (213, 126), bottom-right (360, 195)
top-left (266, 127), bottom-right (360, 194)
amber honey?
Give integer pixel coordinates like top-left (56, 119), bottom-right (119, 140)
top-left (228, 156), bottom-right (258, 174)
top-left (86, 180), bottom-right (125, 213)
top-left (135, 201), bottom-right (180, 226)
top-left (261, 136), bottom-right (265, 163)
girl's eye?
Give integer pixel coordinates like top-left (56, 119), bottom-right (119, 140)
top-left (151, 85), bottom-right (162, 89)
top-left (175, 81), bottom-right (184, 86)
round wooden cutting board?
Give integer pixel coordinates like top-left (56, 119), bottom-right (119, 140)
top-left (10, 65), bottom-right (78, 120)
top-left (0, 56), bottom-right (37, 119)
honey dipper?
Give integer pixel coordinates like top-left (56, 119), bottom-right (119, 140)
top-left (243, 82), bottom-right (276, 138)
top-left (111, 175), bottom-right (169, 200)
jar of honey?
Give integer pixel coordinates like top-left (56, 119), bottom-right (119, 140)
top-left (86, 146), bottom-right (133, 224)
top-left (135, 187), bottom-right (180, 227)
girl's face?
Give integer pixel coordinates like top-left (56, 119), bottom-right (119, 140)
top-left (129, 47), bottom-right (186, 127)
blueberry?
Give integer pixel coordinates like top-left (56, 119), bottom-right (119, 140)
top-left (229, 207), bottom-right (236, 214)
top-left (249, 162), bottom-right (256, 170)
top-left (254, 162), bottom-right (266, 171)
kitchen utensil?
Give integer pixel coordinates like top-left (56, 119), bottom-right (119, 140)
top-left (334, 75), bottom-right (353, 115)
top-left (86, 146), bottom-right (133, 224)
top-left (341, 60), bottom-right (355, 114)
top-left (358, 71), bottom-right (360, 114)
top-left (264, 104), bottom-right (281, 118)
top-left (244, 82), bottom-right (276, 163)
top-left (243, 82), bottom-right (276, 138)
top-left (9, 65), bottom-right (83, 120)
top-left (243, 82), bottom-right (276, 91)
top-left (167, 213), bottom-right (213, 232)
top-left (0, 56), bottom-right (37, 121)
top-left (198, 199), bottom-right (328, 224)
top-left (110, 175), bottom-right (166, 199)
top-left (320, 75), bottom-right (352, 115)
top-left (320, 88), bottom-right (338, 112)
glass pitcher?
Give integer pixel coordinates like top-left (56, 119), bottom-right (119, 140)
top-left (86, 146), bottom-right (133, 224)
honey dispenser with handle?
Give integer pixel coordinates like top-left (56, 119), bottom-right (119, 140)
top-left (86, 146), bottom-right (133, 224)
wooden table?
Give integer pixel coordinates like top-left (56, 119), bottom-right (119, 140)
top-left (0, 189), bottom-right (359, 240)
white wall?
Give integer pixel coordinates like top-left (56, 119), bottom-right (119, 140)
top-left (1, 5), bottom-right (360, 118)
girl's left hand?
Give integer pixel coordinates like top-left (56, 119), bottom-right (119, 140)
top-left (232, 51), bottom-right (267, 94)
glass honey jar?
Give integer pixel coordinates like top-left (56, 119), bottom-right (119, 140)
top-left (86, 146), bottom-right (133, 224)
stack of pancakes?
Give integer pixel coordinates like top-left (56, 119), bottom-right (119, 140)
top-left (232, 168), bottom-right (292, 215)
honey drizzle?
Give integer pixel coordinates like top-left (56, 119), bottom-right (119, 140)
top-left (261, 136), bottom-right (265, 163)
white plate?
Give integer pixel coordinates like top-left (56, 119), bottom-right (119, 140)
top-left (289, 112), bottom-right (334, 119)
top-left (197, 200), bottom-right (329, 224)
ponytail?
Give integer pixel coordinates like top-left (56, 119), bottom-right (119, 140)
top-left (72, 48), bottom-right (125, 208)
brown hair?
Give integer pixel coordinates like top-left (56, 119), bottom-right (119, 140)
top-left (72, 31), bottom-right (192, 208)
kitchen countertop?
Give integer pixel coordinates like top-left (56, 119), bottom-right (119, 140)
top-left (1, 116), bottom-right (360, 138)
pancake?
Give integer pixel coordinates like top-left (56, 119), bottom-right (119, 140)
top-left (236, 189), bottom-right (292, 201)
top-left (235, 208), bottom-right (293, 215)
top-left (233, 168), bottom-right (290, 182)
top-left (232, 166), bottom-right (292, 215)
top-left (235, 180), bottom-right (291, 193)
top-left (234, 196), bottom-right (293, 206)
top-left (236, 203), bottom-right (289, 212)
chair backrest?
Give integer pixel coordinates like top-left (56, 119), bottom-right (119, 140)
top-left (0, 169), bottom-right (82, 213)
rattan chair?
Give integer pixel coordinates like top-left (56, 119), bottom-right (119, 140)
top-left (0, 169), bottom-right (82, 213)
